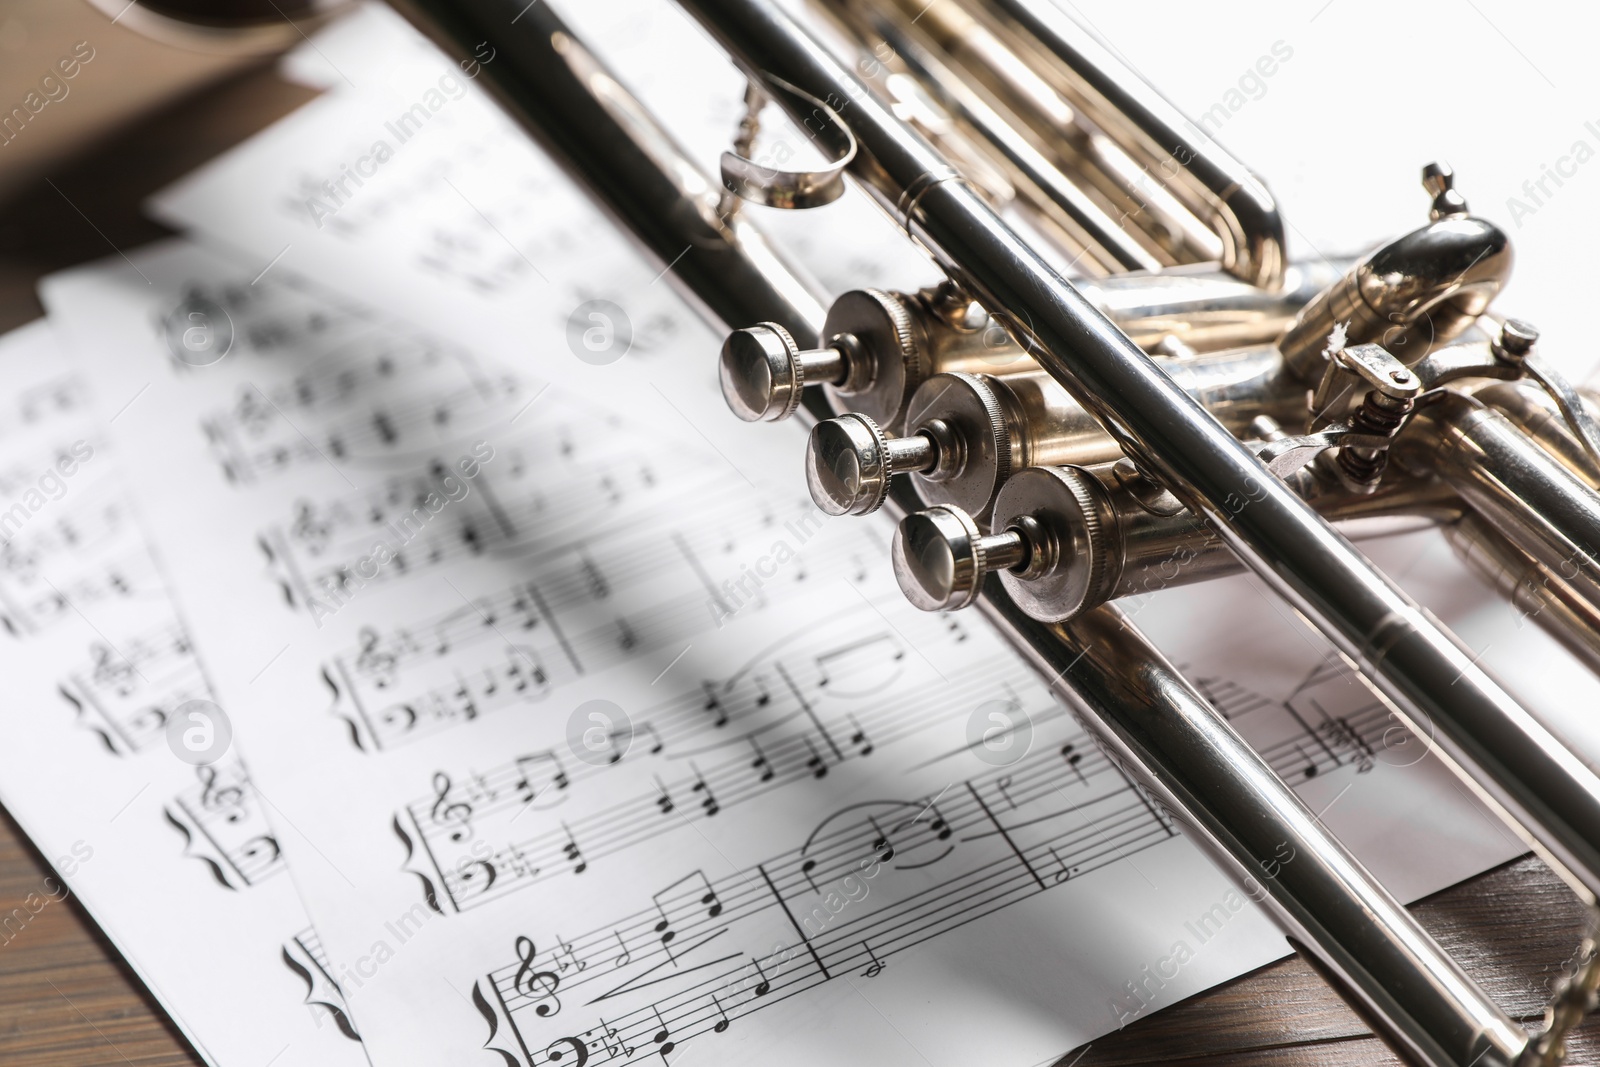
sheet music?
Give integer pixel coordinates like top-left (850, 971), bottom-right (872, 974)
top-left (42, 233), bottom-right (1526, 1067)
top-left (0, 320), bottom-right (371, 1067)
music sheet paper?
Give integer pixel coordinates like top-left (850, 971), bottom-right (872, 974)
top-left (42, 234), bottom-right (1523, 1067)
top-left (0, 320), bottom-right (372, 1067)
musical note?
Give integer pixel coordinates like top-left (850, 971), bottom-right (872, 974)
top-left (860, 940), bottom-right (886, 978)
top-left (750, 956), bottom-right (771, 996)
top-left (804, 736), bottom-right (827, 779)
top-left (651, 869), bottom-right (723, 958)
top-left (371, 410), bottom-right (398, 446)
top-left (505, 645), bottom-right (551, 695)
top-left (996, 775), bottom-right (1017, 810)
top-left (812, 634), bottom-right (905, 696)
top-left (611, 930), bottom-right (631, 969)
top-left (580, 554), bottom-right (610, 599)
top-left (1047, 846), bottom-right (1077, 884)
top-left (616, 618), bottom-right (637, 652)
top-left (689, 763), bottom-right (719, 817)
top-left (847, 714), bottom-right (873, 757)
top-left (650, 1006), bottom-right (675, 1062)
top-left (696, 683), bottom-right (729, 731)
top-left (921, 799), bottom-right (952, 841)
top-left (1060, 742), bottom-right (1087, 786)
top-left (509, 586), bottom-right (541, 630)
top-left (867, 815), bottom-right (895, 863)
top-left (748, 737), bottom-right (773, 782)
top-left (560, 822), bottom-right (587, 874)
top-left (513, 935), bottom-right (562, 1017)
top-left (653, 775), bottom-right (675, 815)
top-left (800, 858), bottom-right (820, 893)
top-left (711, 994), bottom-right (731, 1033)
top-left (512, 751), bottom-right (569, 807)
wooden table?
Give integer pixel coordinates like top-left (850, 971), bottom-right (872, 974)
top-left (0, 61), bottom-right (1595, 1067)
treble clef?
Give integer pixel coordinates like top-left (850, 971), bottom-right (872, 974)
top-left (289, 499), bottom-right (331, 555)
top-left (429, 772), bottom-right (473, 842)
top-left (514, 935), bottom-right (563, 1017)
top-left (90, 643), bottom-right (137, 695)
top-left (197, 764), bottom-right (246, 820)
top-left (355, 626), bottom-right (397, 688)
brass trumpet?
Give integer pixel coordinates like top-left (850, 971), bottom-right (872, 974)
top-left (385, 0), bottom-right (1600, 1062)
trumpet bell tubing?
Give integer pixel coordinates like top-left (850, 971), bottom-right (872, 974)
top-left (803, 0), bottom-right (1270, 279)
top-left (817, 0), bottom-right (1286, 286)
top-left (673, 0), bottom-right (1600, 905)
top-left (946, 0), bottom-right (1288, 287)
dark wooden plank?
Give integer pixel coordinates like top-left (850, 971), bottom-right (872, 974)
top-left (0, 802), bottom-right (201, 1066)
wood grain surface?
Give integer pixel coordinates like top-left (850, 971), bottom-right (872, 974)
top-left (0, 57), bottom-right (1595, 1067)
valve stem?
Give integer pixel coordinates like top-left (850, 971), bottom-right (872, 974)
top-left (1338, 389), bottom-right (1415, 487)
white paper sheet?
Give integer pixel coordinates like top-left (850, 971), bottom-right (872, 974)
top-left (0, 319), bottom-right (372, 1067)
top-left (40, 235), bottom-right (1526, 1067)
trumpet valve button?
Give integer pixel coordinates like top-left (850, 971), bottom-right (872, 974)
top-left (806, 413), bottom-right (893, 515)
top-left (893, 506), bottom-right (991, 612)
top-left (806, 413), bottom-right (936, 516)
top-left (720, 323), bottom-right (804, 422)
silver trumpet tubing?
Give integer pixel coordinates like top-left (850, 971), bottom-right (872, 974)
top-left (383, 0), bottom-right (1600, 1062)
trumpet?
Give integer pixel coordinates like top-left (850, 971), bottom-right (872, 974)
top-left (386, 0), bottom-right (1600, 1063)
